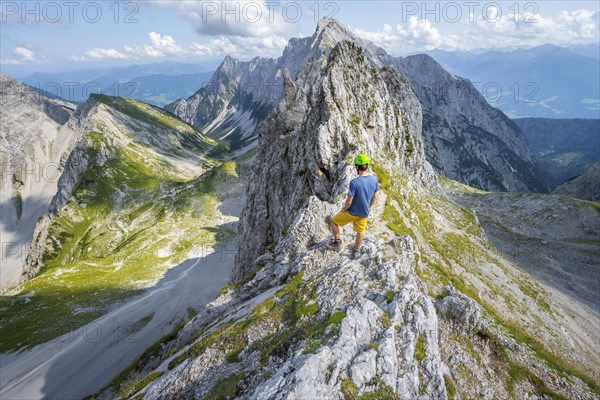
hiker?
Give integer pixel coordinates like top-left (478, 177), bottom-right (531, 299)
top-left (329, 154), bottom-right (379, 258)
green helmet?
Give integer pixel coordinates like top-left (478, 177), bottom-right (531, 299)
top-left (354, 154), bottom-right (371, 165)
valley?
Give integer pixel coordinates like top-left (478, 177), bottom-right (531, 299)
top-left (0, 196), bottom-right (241, 400)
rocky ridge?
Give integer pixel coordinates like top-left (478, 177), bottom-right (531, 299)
top-left (94, 19), bottom-right (599, 400)
top-left (235, 36), bottom-right (434, 280)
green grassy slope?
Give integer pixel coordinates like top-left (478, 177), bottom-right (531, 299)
top-left (0, 96), bottom-right (239, 352)
top-left (374, 166), bottom-right (598, 397)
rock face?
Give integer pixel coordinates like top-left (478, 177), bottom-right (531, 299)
top-left (0, 74), bottom-right (77, 289)
top-left (234, 31), bottom-right (432, 280)
top-left (166, 18), bottom-right (546, 193)
top-left (553, 161), bottom-right (600, 201)
top-left (391, 55), bottom-right (547, 193)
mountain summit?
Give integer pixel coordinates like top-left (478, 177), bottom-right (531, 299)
top-left (167, 18), bottom-right (547, 193)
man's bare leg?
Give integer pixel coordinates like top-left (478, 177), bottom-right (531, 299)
top-left (354, 233), bottom-right (364, 250)
top-left (330, 218), bottom-right (340, 240)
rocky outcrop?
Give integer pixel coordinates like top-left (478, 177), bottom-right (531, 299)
top-left (139, 238), bottom-right (450, 400)
top-left (553, 161), bottom-right (600, 201)
top-left (0, 74), bottom-right (77, 289)
top-left (234, 34), bottom-right (433, 280)
top-left (435, 285), bottom-right (485, 336)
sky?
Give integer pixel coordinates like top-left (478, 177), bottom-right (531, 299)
top-left (1, 1), bottom-right (599, 75)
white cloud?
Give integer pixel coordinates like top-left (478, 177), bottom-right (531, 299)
top-left (148, 32), bottom-right (185, 55)
top-left (352, 8), bottom-right (600, 53)
top-left (66, 28), bottom-right (288, 63)
top-left (68, 47), bottom-right (126, 61)
top-left (2, 59), bottom-right (24, 65)
top-left (354, 17), bottom-right (458, 52)
top-left (154, 0), bottom-right (295, 38)
top-left (87, 48), bottom-right (127, 59)
top-left (13, 47), bottom-right (34, 61)
top-left (124, 32), bottom-right (186, 58)
top-left (190, 34), bottom-right (288, 58)
top-left (1, 46), bottom-right (43, 64)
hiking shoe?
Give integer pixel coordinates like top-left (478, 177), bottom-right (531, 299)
top-left (350, 247), bottom-right (361, 260)
top-left (328, 238), bottom-right (342, 249)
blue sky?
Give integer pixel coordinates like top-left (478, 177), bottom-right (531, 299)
top-left (1, 1), bottom-right (599, 75)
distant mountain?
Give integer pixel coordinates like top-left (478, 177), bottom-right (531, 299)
top-left (569, 43), bottom-right (600, 60)
top-left (513, 117), bottom-right (600, 189)
top-left (100, 72), bottom-right (214, 106)
top-left (20, 62), bottom-right (215, 105)
top-left (164, 38), bottom-right (327, 153)
top-left (391, 54), bottom-right (547, 192)
top-left (167, 23), bottom-right (546, 192)
top-left (425, 45), bottom-right (600, 119)
top-left (553, 161), bottom-right (600, 201)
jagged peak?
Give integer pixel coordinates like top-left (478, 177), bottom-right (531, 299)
top-left (399, 53), bottom-right (442, 70)
top-left (218, 54), bottom-right (241, 72)
top-left (395, 53), bottom-right (463, 83)
top-left (310, 17), bottom-right (389, 67)
top-left (315, 17), bottom-right (356, 39)
top-left (222, 54), bottom-right (237, 64)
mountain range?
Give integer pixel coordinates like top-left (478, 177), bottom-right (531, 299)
top-left (166, 24), bottom-right (547, 193)
top-left (425, 44), bottom-right (600, 119)
top-left (97, 19), bottom-right (596, 400)
top-left (19, 62), bottom-right (216, 106)
top-left (0, 18), bottom-right (598, 400)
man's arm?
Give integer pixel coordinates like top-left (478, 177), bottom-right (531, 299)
top-left (342, 195), bottom-right (353, 212)
top-left (370, 191), bottom-right (379, 207)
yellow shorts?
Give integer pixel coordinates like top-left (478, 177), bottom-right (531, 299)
top-left (332, 211), bottom-right (368, 234)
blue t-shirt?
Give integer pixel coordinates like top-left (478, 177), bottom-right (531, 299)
top-left (347, 175), bottom-right (379, 218)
